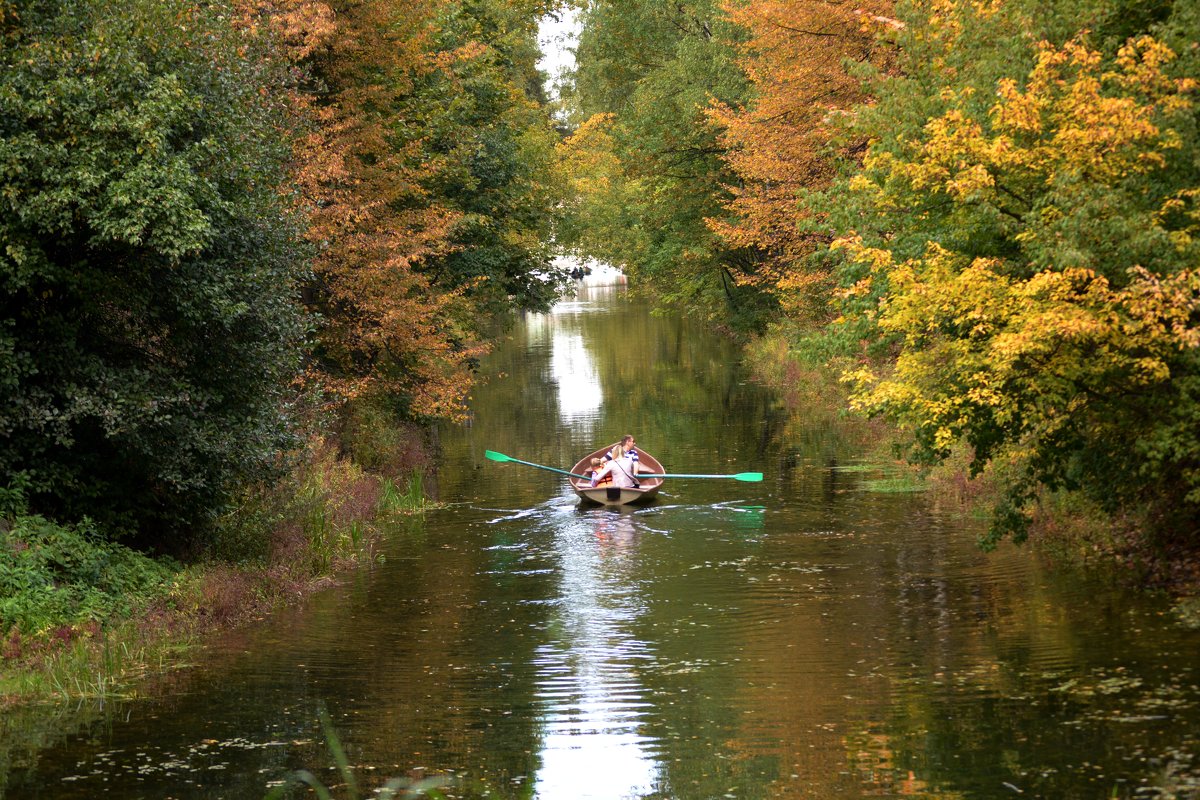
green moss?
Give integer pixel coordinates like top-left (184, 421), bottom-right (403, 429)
top-left (860, 476), bottom-right (928, 494)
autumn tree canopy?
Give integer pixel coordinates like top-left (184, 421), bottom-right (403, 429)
top-left (558, 0), bottom-right (770, 327)
top-left (250, 0), bottom-right (566, 422)
top-left (828, 0), bottom-right (1200, 544)
top-left (561, 0), bottom-right (1200, 545)
top-left (1, 0), bottom-right (568, 542)
top-left (707, 0), bottom-right (894, 324)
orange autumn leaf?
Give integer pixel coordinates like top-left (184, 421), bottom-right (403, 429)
top-left (246, 0), bottom-right (487, 420)
top-left (707, 0), bottom-right (895, 321)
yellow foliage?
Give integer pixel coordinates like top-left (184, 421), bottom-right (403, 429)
top-left (872, 33), bottom-right (1194, 211)
top-left (843, 223), bottom-right (1200, 454)
top-left (831, 0), bottom-right (1200, 533)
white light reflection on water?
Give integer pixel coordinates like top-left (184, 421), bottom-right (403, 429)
top-left (525, 283), bottom-right (612, 434)
top-left (549, 331), bottom-right (601, 426)
top-left (531, 511), bottom-right (663, 799)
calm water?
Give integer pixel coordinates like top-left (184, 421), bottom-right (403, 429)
top-left (2, 285), bottom-right (1198, 799)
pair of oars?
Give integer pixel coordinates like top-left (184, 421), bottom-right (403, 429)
top-left (484, 450), bottom-right (763, 482)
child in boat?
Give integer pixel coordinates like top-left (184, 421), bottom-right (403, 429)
top-left (587, 457), bottom-right (612, 486)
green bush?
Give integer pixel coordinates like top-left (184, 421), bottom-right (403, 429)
top-left (0, 0), bottom-right (308, 542)
top-left (0, 515), bottom-right (176, 639)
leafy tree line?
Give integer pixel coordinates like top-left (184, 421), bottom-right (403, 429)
top-left (561, 0), bottom-right (1200, 550)
top-left (0, 0), bottom-right (309, 541)
top-left (0, 0), bottom-right (564, 547)
top-left (556, 0), bottom-right (770, 327)
top-left (831, 0), bottom-right (1200, 546)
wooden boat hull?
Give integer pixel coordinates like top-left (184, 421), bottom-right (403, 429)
top-left (570, 447), bottom-right (664, 506)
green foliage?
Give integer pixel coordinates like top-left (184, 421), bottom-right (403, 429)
top-left (417, 0), bottom-right (569, 313)
top-left (341, 395), bottom-right (427, 474)
top-left (0, 0), bottom-right (308, 540)
top-left (207, 484), bottom-right (285, 566)
top-left (0, 514), bottom-right (176, 638)
top-left (378, 472), bottom-right (430, 515)
top-left (0, 474), bottom-right (31, 519)
top-left (559, 0), bottom-right (772, 327)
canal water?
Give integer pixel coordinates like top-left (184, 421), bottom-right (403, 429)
top-left (2, 284), bottom-right (1198, 799)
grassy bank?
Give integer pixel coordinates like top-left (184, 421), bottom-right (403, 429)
top-left (746, 332), bottom-right (1200, 601)
top-left (0, 435), bottom-right (434, 708)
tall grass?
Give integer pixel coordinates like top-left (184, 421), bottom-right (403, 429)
top-left (2, 415), bottom-right (440, 709)
top-left (0, 613), bottom-right (197, 704)
top-left (1, 438), bottom-right (433, 708)
top-left (378, 471), bottom-right (431, 515)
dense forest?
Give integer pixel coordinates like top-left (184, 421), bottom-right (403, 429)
top-left (0, 0), bottom-right (566, 657)
top-left (1, 0), bottom-right (1199, 672)
top-left (559, 0), bottom-right (1200, 556)
top-left (1, 0), bottom-right (563, 538)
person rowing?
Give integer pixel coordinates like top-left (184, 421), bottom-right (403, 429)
top-left (590, 435), bottom-right (641, 488)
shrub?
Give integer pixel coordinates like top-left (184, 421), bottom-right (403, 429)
top-left (0, 0), bottom-right (308, 542)
top-left (0, 515), bottom-right (176, 642)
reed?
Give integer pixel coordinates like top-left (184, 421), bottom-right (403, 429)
top-left (0, 617), bottom-right (197, 705)
top-left (264, 707), bottom-right (454, 800)
top-left (378, 471), bottom-right (433, 515)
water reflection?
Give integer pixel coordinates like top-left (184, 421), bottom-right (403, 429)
top-left (532, 510), bottom-right (662, 799)
top-left (549, 332), bottom-right (601, 429)
top-left (523, 286), bottom-right (617, 436)
top-left (4, 289), bottom-right (1199, 800)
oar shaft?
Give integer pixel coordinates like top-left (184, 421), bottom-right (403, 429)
top-left (637, 472), bottom-right (764, 481)
top-left (497, 456), bottom-right (590, 480)
top-left (640, 474), bottom-right (732, 478)
top-left (485, 451), bottom-right (761, 482)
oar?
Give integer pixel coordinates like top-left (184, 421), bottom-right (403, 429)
top-left (484, 450), bottom-right (590, 480)
top-left (636, 472), bottom-right (763, 482)
top-left (484, 450), bottom-right (763, 482)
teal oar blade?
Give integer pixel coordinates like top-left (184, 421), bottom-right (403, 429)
top-left (484, 450), bottom-right (591, 480)
top-left (636, 472), bottom-right (763, 482)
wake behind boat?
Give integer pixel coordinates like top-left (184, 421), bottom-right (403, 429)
top-left (570, 446), bottom-right (664, 506)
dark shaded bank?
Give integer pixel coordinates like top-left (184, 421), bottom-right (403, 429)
top-left (0, 426), bottom-right (436, 710)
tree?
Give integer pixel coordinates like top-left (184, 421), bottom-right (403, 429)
top-left (417, 0), bottom-right (570, 314)
top-left (560, 0), bottom-right (767, 327)
top-left (275, 0), bottom-right (563, 421)
top-left (707, 0), bottom-right (894, 324)
top-left (282, 0), bottom-right (488, 421)
top-left (831, 0), bottom-right (1200, 544)
top-left (0, 0), bottom-right (308, 540)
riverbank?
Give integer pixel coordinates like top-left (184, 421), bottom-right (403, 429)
top-left (0, 433), bottom-right (434, 710)
top-left (746, 332), bottom-right (1200, 602)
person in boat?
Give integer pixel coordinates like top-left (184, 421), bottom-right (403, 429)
top-left (590, 435), bottom-right (641, 488)
top-left (604, 435), bottom-right (640, 472)
top-left (587, 457), bottom-right (613, 486)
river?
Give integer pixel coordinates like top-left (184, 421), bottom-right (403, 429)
top-left (2, 284), bottom-right (1198, 799)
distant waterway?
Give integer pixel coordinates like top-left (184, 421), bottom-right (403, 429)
top-left (2, 284), bottom-right (1197, 799)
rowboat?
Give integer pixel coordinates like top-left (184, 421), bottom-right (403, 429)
top-left (569, 446), bottom-right (665, 506)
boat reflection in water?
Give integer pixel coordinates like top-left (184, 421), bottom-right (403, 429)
top-left (531, 509), bottom-right (661, 799)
